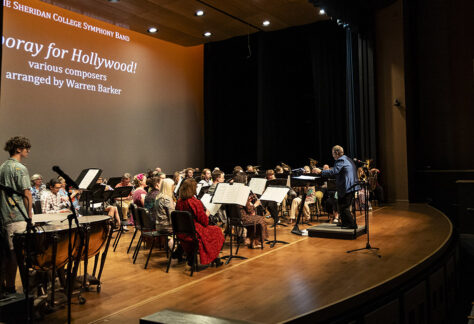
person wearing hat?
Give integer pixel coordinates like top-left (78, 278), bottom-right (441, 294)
top-left (30, 174), bottom-right (45, 205)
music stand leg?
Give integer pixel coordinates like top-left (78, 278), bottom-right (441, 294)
top-left (221, 225), bottom-right (247, 265)
top-left (266, 216), bottom-right (288, 248)
top-left (346, 181), bottom-right (381, 258)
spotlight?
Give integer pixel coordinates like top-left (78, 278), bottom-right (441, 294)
top-left (262, 20), bottom-right (270, 27)
top-left (203, 31), bottom-right (212, 37)
top-left (147, 27), bottom-right (158, 33)
top-left (343, 23), bottom-right (349, 28)
top-left (319, 9), bottom-right (325, 15)
top-left (337, 19), bottom-right (342, 26)
top-left (195, 10), bottom-right (204, 16)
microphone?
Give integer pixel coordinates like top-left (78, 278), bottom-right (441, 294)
top-left (353, 158), bottom-right (368, 165)
top-left (52, 166), bottom-right (79, 189)
top-left (0, 183), bottom-right (26, 197)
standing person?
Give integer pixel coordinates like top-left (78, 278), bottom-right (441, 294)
top-left (316, 145), bottom-right (360, 229)
top-left (0, 136), bottom-right (33, 295)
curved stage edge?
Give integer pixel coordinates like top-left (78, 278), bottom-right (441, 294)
top-left (42, 203), bottom-right (455, 324)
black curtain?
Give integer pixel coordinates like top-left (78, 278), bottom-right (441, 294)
top-left (204, 21), bottom-right (374, 172)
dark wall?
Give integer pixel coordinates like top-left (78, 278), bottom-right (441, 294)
top-left (404, 0), bottom-right (474, 209)
top-left (204, 22), bottom-right (348, 172)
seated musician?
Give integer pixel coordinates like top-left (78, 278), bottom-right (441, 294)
top-left (208, 169), bottom-right (225, 195)
top-left (198, 168), bottom-right (212, 187)
top-left (93, 177), bottom-right (121, 227)
top-left (356, 167), bottom-right (371, 210)
top-left (262, 170), bottom-right (280, 220)
top-left (246, 165), bottom-right (257, 175)
top-left (233, 173), bottom-right (269, 249)
top-left (41, 179), bottom-right (70, 213)
top-left (115, 173), bottom-right (133, 227)
top-left (57, 176), bottom-right (81, 211)
top-left (132, 173), bottom-right (147, 207)
top-left (275, 165), bottom-right (284, 174)
top-left (289, 184), bottom-right (318, 223)
top-left (172, 171), bottom-right (182, 186)
top-left (30, 174), bottom-right (45, 205)
top-left (184, 168), bottom-right (194, 179)
top-left (176, 179), bottom-right (224, 268)
top-left (154, 178), bottom-right (175, 232)
top-left (144, 176), bottom-right (162, 217)
top-left (208, 170), bottom-right (227, 223)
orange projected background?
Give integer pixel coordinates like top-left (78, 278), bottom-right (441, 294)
top-left (1, 0), bottom-right (203, 179)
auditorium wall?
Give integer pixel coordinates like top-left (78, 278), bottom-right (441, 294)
top-left (1, 0), bottom-right (203, 180)
top-left (375, 0), bottom-right (409, 202)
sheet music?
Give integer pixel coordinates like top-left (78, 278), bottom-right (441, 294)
top-left (78, 169), bottom-right (100, 190)
top-left (260, 187), bottom-right (289, 203)
top-left (174, 177), bottom-right (183, 194)
top-left (196, 183), bottom-right (203, 195)
top-left (292, 175), bottom-right (318, 181)
top-left (248, 178), bottom-right (266, 195)
top-left (200, 193), bottom-right (221, 216)
top-left (211, 183), bottom-right (250, 206)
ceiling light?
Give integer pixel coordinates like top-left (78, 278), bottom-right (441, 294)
top-left (108, 0), bottom-right (120, 2)
top-left (203, 31), bottom-right (212, 37)
top-left (262, 20), bottom-right (270, 27)
top-left (195, 10), bottom-right (204, 16)
top-left (319, 9), bottom-right (326, 15)
top-left (148, 27), bottom-right (158, 33)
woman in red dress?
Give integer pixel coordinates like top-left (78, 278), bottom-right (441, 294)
top-left (176, 178), bottom-right (224, 267)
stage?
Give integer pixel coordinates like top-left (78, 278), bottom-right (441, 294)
top-left (38, 203), bottom-right (452, 323)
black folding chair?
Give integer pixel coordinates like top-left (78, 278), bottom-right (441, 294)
top-left (166, 211), bottom-right (200, 276)
top-left (126, 203), bottom-right (141, 254)
top-left (133, 207), bottom-right (171, 269)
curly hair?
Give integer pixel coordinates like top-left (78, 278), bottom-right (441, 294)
top-left (4, 136), bottom-right (31, 156)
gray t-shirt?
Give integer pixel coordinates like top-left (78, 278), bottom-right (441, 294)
top-left (0, 158), bottom-right (30, 225)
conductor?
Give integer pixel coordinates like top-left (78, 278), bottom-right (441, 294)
top-left (315, 145), bottom-right (360, 229)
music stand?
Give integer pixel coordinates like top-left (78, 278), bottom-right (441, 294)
top-left (106, 177), bottom-right (121, 189)
top-left (111, 186), bottom-right (133, 221)
top-left (346, 180), bottom-right (381, 257)
top-left (265, 179), bottom-right (288, 228)
top-left (76, 168), bottom-right (102, 215)
top-left (290, 176), bottom-right (324, 235)
top-left (260, 185), bottom-right (290, 248)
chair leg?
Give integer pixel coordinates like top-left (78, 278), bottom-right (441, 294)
top-left (144, 238), bottom-right (155, 269)
top-left (113, 228), bottom-right (122, 252)
top-left (126, 228), bottom-right (138, 254)
top-left (235, 226), bottom-right (242, 255)
top-left (166, 237), bottom-right (176, 273)
top-left (260, 225), bottom-right (263, 249)
top-left (133, 235), bottom-right (143, 264)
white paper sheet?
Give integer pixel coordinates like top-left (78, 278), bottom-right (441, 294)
top-left (78, 169), bottom-right (100, 189)
top-left (248, 178), bottom-right (267, 195)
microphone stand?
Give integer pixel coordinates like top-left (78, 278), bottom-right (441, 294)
top-left (0, 185), bottom-right (35, 323)
top-left (346, 179), bottom-right (381, 257)
top-left (52, 169), bottom-right (84, 324)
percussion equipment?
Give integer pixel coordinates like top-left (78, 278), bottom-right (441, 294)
top-left (15, 214), bottom-right (111, 270)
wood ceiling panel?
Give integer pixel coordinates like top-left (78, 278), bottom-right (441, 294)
top-left (40, 0), bottom-right (325, 46)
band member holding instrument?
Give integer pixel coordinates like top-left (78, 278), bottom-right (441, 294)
top-left (315, 145), bottom-right (360, 229)
top-left (115, 173), bottom-right (133, 228)
top-left (233, 173), bottom-right (269, 249)
top-left (41, 179), bottom-right (71, 214)
top-left (0, 136), bottom-right (33, 296)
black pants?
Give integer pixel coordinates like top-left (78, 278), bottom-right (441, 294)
top-left (261, 201), bottom-right (279, 220)
top-left (338, 192), bottom-right (356, 228)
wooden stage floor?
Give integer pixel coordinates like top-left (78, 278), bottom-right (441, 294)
top-left (40, 203), bottom-right (451, 323)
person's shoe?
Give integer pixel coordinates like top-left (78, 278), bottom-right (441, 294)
top-left (122, 226), bottom-right (129, 232)
top-left (212, 258), bottom-right (223, 267)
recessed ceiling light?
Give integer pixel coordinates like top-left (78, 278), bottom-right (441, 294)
top-left (195, 10), bottom-right (204, 16)
top-left (203, 31), bottom-right (212, 37)
top-left (262, 20), bottom-right (270, 27)
top-left (148, 27), bottom-right (158, 33)
top-left (319, 9), bottom-right (326, 15)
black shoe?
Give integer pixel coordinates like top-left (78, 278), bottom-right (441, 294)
top-left (212, 257), bottom-right (223, 267)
